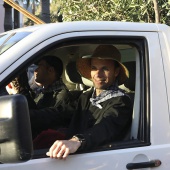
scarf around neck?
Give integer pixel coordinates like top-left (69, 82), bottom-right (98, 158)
top-left (40, 78), bottom-right (67, 93)
top-left (90, 83), bottom-right (125, 109)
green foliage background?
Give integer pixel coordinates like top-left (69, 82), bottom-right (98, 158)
top-left (50, 0), bottom-right (170, 25)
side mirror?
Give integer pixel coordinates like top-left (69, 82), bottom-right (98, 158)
top-left (0, 94), bottom-right (33, 163)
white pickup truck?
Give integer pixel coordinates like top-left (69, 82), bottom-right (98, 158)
top-left (0, 21), bottom-right (170, 170)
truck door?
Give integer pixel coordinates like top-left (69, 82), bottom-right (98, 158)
top-left (0, 29), bottom-right (170, 170)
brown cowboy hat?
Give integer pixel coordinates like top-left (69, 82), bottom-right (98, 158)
top-left (76, 45), bottom-right (129, 85)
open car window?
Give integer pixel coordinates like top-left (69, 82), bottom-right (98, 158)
top-left (0, 36), bottom-right (149, 159)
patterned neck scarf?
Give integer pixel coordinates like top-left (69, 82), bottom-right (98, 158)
top-left (90, 82), bottom-right (125, 109)
top-left (40, 78), bottom-right (67, 93)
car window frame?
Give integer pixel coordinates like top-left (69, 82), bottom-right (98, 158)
top-left (0, 35), bottom-right (150, 159)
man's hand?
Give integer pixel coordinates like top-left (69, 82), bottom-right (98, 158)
top-left (6, 71), bottom-right (30, 95)
top-left (46, 139), bottom-right (81, 159)
top-left (6, 83), bottom-right (18, 94)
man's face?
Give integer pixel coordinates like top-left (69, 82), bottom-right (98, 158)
top-left (90, 58), bottom-right (119, 90)
top-left (34, 60), bottom-right (50, 84)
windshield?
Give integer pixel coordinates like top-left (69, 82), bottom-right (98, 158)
top-left (0, 32), bottom-right (31, 55)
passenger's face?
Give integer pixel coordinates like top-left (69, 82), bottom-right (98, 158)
top-left (90, 58), bottom-right (119, 90)
top-left (34, 60), bottom-right (50, 84)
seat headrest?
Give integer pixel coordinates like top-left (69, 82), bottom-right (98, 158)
top-left (65, 61), bottom-right (83, 84)
top-left (82, 77), bottom-right (93, 87)
top-left (123, 61), bottom-right (136, 91)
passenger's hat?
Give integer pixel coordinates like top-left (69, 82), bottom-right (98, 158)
top-left (76, 45), bottom-right (129, 85)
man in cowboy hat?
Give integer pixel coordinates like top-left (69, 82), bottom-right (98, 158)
top-left (46, 44), bottom-right (133, 159)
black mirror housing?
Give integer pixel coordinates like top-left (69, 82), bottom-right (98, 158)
top-left (0, 94), bottom-right (33, 163)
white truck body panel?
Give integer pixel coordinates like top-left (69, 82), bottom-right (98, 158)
top-left (0, 21), bottom-right (170, 169)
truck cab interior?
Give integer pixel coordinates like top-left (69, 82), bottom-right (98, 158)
top-left (32, 41), bottom-right (143, 157)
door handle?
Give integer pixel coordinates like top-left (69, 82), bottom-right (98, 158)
top-left (126, 159), bottom-right (161, 169)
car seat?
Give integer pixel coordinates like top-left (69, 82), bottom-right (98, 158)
top-left (120, 61), bottom-right (136, 140)
top-left (65, 61), bottom-right (88, 99)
